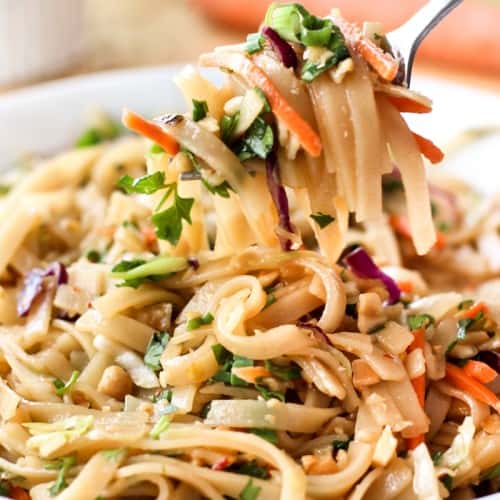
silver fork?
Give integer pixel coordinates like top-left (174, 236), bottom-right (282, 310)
top-left (386, 0), bottom-right (463, 87)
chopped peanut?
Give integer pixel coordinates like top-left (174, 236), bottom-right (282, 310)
top-left (97, 365), bottom-right (133, 401)
top-left (133, 303), bottom-right (172, 331)
top-left (352, 359), bottom-right (380, 389)
top-left (301, 454), bottom-right (338, 475)
top-left (357, 292), bottom-right (387, 334)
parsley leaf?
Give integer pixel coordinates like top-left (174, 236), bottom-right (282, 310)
top-left (53, 370), bottom-right (80, 397)
top-left (152, 187), bottom-right (194, 246)
top-left (192, 99), bottom-right (208, 122)
top-left (264, 360), bottom-right (301, 381)
top-left (231, 460), bottom-right (269, 480)
top-left (310, 212), bottom-right (335, 229)
top-left (235, 117), bottom-right (274, 161)
top-left (201, 178), bottom-right (232, 198)
top-left (186, 312), bottom-right (214, 331)
top-left (250, 428), bottom-right (278, 445)
top-left (117, 171), bottom-right (166, 195)
top-left (407, 314), bottom-right (434, 331)
top-left (144, 332), bottom-right (170, 372)
top-left (245, 33), bottom-right (265, 54)
top-left (45, 455), bottom-right (76, 496)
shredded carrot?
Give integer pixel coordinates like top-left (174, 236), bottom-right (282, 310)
top-left (333, 17), bottom-right (399, 81)
top-left (463, 360), bottom-right (497, 385)
top-left (406, 328), bottom-right (426, 450)
top-left (122, 109), bottom-right (180, 155)
top-left (459, 301), bottom-right (488, 320)
top-left (387, 96), bottom-right (432, 114)
top-left (10, 487), bottom-right (31, 500)
top-left (390, 214), bottom-right (446, 251)
top-left (231, 366), bottom-right (272, 384)
top-left (141, 226), bottom-right (158, 247)
top-left (445, 362), bottom-right (500, 411)
top-left (199, 51), bottom-right (322, 157)
top-left (397, 280), bottom-right (414, 294)
top-left (412, 132), bottom-right (444, 164)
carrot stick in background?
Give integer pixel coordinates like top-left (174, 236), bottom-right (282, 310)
top-left (406, 328), bottom-right (426, 450)
top-left (388, 96), bottom-right (432, 114)
top-left (122, 109), bottom-right (180, 155)
top-left (463, 360), bottom-right (497, 385)
top-left (412, 133), bottom-right (444, 164)
top-left (199, 51), bottom-right (322, 157)
top-left (445, 362), bottom-right (500, 411)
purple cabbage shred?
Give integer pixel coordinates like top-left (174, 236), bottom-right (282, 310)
top-left (344, 247), bottom-right (401, 305)
top-left (17, 262), bottom-right (68, 317)
top-left (262, 26), bottom-right (298, 69)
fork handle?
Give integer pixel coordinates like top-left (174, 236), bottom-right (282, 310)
top-left (391, 0), bottom-right (463, 85)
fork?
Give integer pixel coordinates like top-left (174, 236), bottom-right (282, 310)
top-left (386, 0), bottom-right (463, 87)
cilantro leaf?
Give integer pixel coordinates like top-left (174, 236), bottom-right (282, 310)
top-left (235, 117), bottom-right (274, 161)
top-left (85, 249), bottom-right (101, 263)
top-left (220, 113), bottom-right (240, 144)
top-left (152, 389), bottom-right (172, 403)
top-left (310, 212), bottom-right (335, 229)
top-left (192, 99), bottom-right (209, 122)
top-left (264, 360), bottom-right (301, 381)
top-left (186, 312), bottom-right (214, 331)
top-left (255, 380), bottom-right (285, 402)
top-left (201, 178), bottom-right (232, 198)
top-left (231, 460), bottom-right (269, 479)
top-left (250, 428), bottom-right (278, 445)
top-left (53, 370), bottom-right (80, 396)
top-left (45, 455), bottom-right (76, 496)
top-left (407, 314), bottom-right (434, 331)
top-left (245, 33), bottom-right (265, 54)
top-left (117, 171), bottom-right (166, 195)
top-left (144, 332), bottom-right (170, 372)
top-left (152, 188), bottom-right (194, 246)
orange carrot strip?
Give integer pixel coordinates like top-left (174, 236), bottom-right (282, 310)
top-left (397, 280), bottom-right (414, 294)
top-left (412, 132), bottom-right (444, 164)
top-left (387, 96), bottom-right (432, 114)
top-left (460, 302), bottom-right (488, 320)
top-left (405, 328), bottom-right (426, 450)
top-left (445, 362), bottom-right (500, 411)
top-left (390, 214), bottom-right (446, 250)
top-left (463, 360), bottom-right (497, 385)
top-left (406, 434), bottom-right (424, 450)
top-left (10, 487), bottom-right (31, 500)
top-left (231, 366), bottom-right (272, 384)
top-left (333, 17), bottom-right (399, 81)
top-left (199, 51), bottom-right (322, 157)
top-left (122, 109), bottom-right (180, 155)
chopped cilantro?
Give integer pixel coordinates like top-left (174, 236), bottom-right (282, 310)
top-left (432, 450), bottom-right (443, 465)
top-left (333, 438), bottom-right (352, 451)
top-left (231, 460), bottom-right (269, 480)
top-left (85, 249), bottom-right (101, 263)
top-left (234, 117), bottom-right (274, 161)
top-left (186, 312), bottom-right (214, 331)
top-left (220, 113), bottom-right (240, 144)
top-left (407, 314), bottom-right (434, 331)
top-left (310, 212), bottom-right (335, 228)
top-left (152, 389), bottom-right (172, 403)
top-left (192, 99), bottom-right (209, 122)
top-left (264, 360), bottom-right (301, 381)
top-left (144, 332), bottom-right (170, 372)
top-left (117, 171), bottom-right (166, 195)
top-left (53, 370), bottom-right (80, 396)
top-left (263, 293), bottom-right (277, 309)
top-left (250, 428), bottom-right (278, 445)
top-left (45, 455), bottom-right (76, 496)
top-left (255, 380), bottom-right (285, 402)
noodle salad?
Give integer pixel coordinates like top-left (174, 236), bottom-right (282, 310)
top-left (0, 3), bottom-right (499, 500)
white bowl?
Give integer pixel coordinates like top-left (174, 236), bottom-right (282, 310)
top-left (0, 0), bottom-right (83, 85)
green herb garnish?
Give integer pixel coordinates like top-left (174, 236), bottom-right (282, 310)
top-left (220, 113), bottom-right (240, 143)
top-left (333, 438), bottom-right (352, 451)
top-left (186, 312), bottom-right (214, 331)
top-left (231, 460), bottom-right (269, 480)
top-left (144, 332), bottom-right (170, 372)
top-left (431, 450), bottom-right (444, 465)
top-left (250, 428), bottom-right (278, 445)
top-left (441, 474), bottom-right (453, 492)
top-left (310, 212), bottom-right (335, 228)
top-left (117, 171), bottom-right (166, 195)
top-left (150, 143), bottom-right (165, 154)
top-left (264, 360), bottom-right (301, 381)
top-left (192, 99), bottom-right (209, 122)
top-left (53, 371), bottom-right (80, 397)
top-left (211, 344), bottom-right (232, 365)
top-left (407, 314), bottom-right (435, 331)
top-left (235, 116), bottom-right (274, 161)
top-left (86, 249), bottom-right (101, 263)
top-left (239, 479), bottom-right (262, 500)
top-left (45, 455), bottom-right (76, 496)
top-left (255, 379), bottom-right (285, 402)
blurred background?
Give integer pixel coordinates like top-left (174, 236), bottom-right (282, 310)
top-left (1, 0), bottom-right (500, 92)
